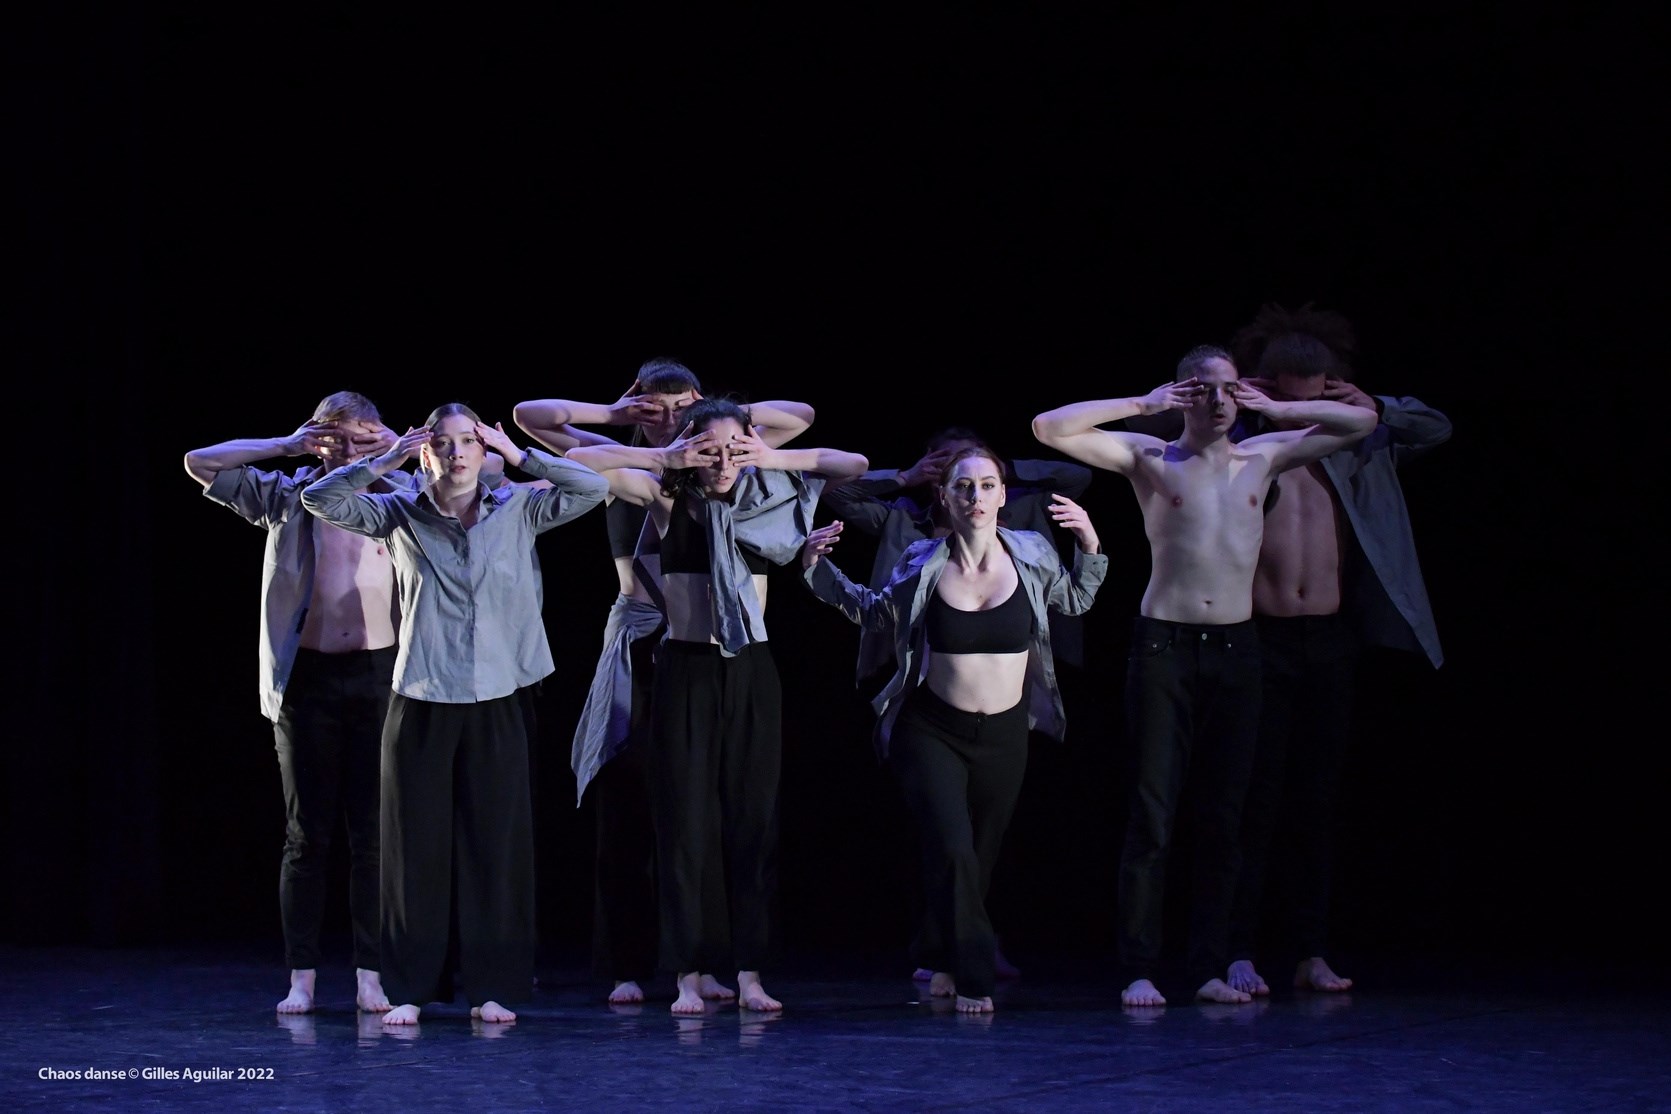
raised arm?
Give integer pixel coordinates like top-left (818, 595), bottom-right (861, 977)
top-left (475, 421), bottom-right (610, 530)
top-left (1331, 384), bottom-right (1451, 465)
top-left (511, 394), bottom-right (644, 454)
top-left (298, 426), bottom-right (430, 537)
top-left (799, 521), bottom-right (899, 632)
top-left (1042, 495), bottom-right (1109, 616)
top-left (183, 422), bottom-right (364, 488)
top-left (1031, 380), bottom-right (1198, 473)
top-left (1231, 382), bottom-right (1380, 473)
top-left (748, 400), bottom-right (816, 448)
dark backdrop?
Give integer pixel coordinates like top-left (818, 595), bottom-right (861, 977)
top-left (11, 7), bottom-right (1658, 976)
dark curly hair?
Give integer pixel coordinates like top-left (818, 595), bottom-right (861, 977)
top-left (1230, 302), bottom-right (1358, 382)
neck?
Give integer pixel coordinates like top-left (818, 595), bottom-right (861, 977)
top-left (431, 479), bottom-right (479, 516)
top-left (946, 524), bottom-right (1002, 569)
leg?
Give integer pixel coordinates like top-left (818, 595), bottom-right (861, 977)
top-left (1283, 618), bottom-right (1358, 992)
top-left (1117, 618), bottom-right (1194, 1007)
top-left (379, 695), bottom-right (459, 1023)
top-left (272, 656), bottom-right (342, 1013)
top-left (345, 647), bottom-right (396, 1012)
top-left (649, 643), bottom-right (727, 1013)
top-left (592, 633), bottom-right (660, 1003)
top-left (961, 698), bottom-right (1030, 1010)
top-left (721, 645), bottom-right (784, 1012)
top-left (1186, 623), bottom-right (1261, 1005)
top-left (888, 690), bottom-right (999, 1010)
top-left (454, 694), bottom-right (537, 1022)
top-left (1227, 618), bottom-right (1301, 996)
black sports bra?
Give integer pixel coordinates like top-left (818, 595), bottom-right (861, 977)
top-left (659, 497), bottom-right (771, 576)
top-left (925, 582), bottom-right (1033, 655)
top-left (606, 498), bottom-right (654, 559)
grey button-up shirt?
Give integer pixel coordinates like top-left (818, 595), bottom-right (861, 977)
top-left (300, 449), bottom-right (609, 703)
top-left (202, 463), bottom-right (413, 723)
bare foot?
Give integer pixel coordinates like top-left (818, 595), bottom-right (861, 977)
top-left (356, 968), bottom-right (392, 1012)
top-left (276, 969), bottom-right (316, 1014)
top-left (698, 973), bottom-right (736, 1000)
top-left (911, 967), bottom-right (934, 982)
top-left (1294, 956), bottom-right (1354, 992)
top-left (672, 972), bottom-right (706, 1015)
top-left (1196, 978), bottom-right (1253, 1004)
top-left (383, 1003), bottom-right (421, 1026)
top-left (608, 980), bottom-right (644, 1004)
top-left (955, 994), bottom-right (994, 1014)
top-left (928, 971), bottom-right (956, 998)
top-left (471, 1001), bottom-right (516, 1023)
top-left (1226, 959), bottom-right (1269, 997)
top-left (736, 970), bottom-right (782, 1013)
top-left (994, 940), bottom-right (1021, 980)
top-left (1121, 978), bottom-right (1167, 1007)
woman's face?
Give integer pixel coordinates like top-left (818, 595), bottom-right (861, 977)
top-left (939, 455), bottom-right (1006, 528)
top-left (694, 416), bottom-right (747, 495)
top-left (641, 390), bottom-right (699, 447)
top-left (421, 413), bottom-right (486, 489)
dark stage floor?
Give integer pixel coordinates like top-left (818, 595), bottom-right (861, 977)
top-left (4, 944), bottom-right (1668, 1112)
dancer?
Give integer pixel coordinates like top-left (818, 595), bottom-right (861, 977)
top-left (513, 360), bottom-right (815, 1006)
top-left (301, 403), bottom-right (609, 1025)
top-left (1032, 345), bottom-right (1377, 1007)
top-left (800, 444), bottom-right (1105, 1013)
top-left (566, 399), bottom-right (867, 1015)
top-left (185, 391), bottom-right (401, 1015)
top-left (1223, 303), bottom-right (1450, 996)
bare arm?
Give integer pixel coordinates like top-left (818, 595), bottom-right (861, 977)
top-left (1031, 381), bottom-right (1197, 474)
top-left (748, 400), bottom-right (816, 448)
top-left (183, 425), bottom-right (329, 487)
top-left (1233, 383), bottom-right (1380, 472)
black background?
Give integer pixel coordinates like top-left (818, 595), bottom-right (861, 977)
top-left (11, 6), bottom-right (1659, 976)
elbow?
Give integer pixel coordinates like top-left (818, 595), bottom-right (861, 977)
top-left (1030, 415), bottom-right (1058, 446)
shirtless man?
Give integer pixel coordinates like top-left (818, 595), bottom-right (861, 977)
top-left (1224, 304), bottom-right (1451, 997)
top-left (186, 391), bottom-right (403, 1014)
top-left (1031, 345), bottom-right (1378, 1007)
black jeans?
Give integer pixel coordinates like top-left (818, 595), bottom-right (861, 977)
top-left (1229, 613), bottom-right (1359, 964)
top-left (1117, 616), bottom-right (1261, 993)
top-left (273, 646), bottom-right (395, 971)
top-left (889, 687), bottom-right (1029, 999)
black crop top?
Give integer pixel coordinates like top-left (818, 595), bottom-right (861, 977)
top-left (659, 497), bottom-right (771, 576)
top-left (606, 498), bottom-right (654, 559)
top-left (925, 582), bottom-right (1033, 655)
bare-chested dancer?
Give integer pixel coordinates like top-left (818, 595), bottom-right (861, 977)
top-left (1223, 304), bottom-right (1450, 998)
top-left (1032, 345), bottom-right (1377, 1007)
top-left (186, 391), bottom-right (403, 1015)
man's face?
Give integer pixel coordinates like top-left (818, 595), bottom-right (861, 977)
top-left (1186, 357), bottom-right (1240, 436)
top-left (335, 419), bottom-right (385, 465)
top-left (421, 414), bottom-right (486, 488)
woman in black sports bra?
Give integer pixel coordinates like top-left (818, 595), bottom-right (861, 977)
top-left (568, 397), bottom-right (868, 1015)
top-left (801, 445), bottom-right (1107, 1014)
top-left (515, 366), bottom-right (816, 1009)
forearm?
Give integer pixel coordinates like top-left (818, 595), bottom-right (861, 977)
top-left (565, 442), bottom-right (668, 474)
top-left (803, 556), bottom-right (894, 631)
top-left (513, 398), bottom-right (621, 434)
top-left (1378, 396), bottom-right (1453, 451)
top-left (1272, 398), bottom-right (1378, 435)
top-left (298, 462), bottom-right (386, 534)
top-left (762, 447), bottom-right (869, 480)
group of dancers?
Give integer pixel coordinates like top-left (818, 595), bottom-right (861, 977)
top-left (186, 302), bottom-right (1449, 1023)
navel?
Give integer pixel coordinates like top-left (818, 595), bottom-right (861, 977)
top-left (1171, 494), bottom-right (1183, 508)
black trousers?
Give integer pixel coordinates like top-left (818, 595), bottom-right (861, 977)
top-left (1229, 613), bottom-right (1359, 964)
top-left (273, 646), bottom-right (395, 971)
top-left (590, 630), bottom-right (660, 985)
top-left (379, 691), bottom-right (535, 1008)
top-left (648, 641), bottom-right (782, 975)
top-left (888, 687), bottom-right (1029, 1000)
top-left (1117, 616), bottom-right (1261, 993)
